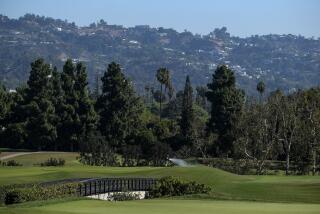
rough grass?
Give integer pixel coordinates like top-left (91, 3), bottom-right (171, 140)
top-left (0, 152), bottom-right (320, 203)
top-left (1, 199), bottom-right (320, 214)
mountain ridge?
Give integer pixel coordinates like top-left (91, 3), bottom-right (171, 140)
top-left (0, 14), bottom-right (319, 95)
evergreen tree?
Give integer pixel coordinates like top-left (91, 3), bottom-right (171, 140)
top-left (59, 59), bottom-right (96, 151)
top-left (257, 81), bottom-right (265, 102)
top-left (0, 84), bottom-right (8, 130)
top-left (74, 62), bottom-right (97, 138)
top-left (24, 58), bottom-right (57, 149)
top-left (180, 76), bottom-right (194, 139)
top-left (97, 62), bottom-right (143, 147)
top-left (50, 66), bottom-right (64, 150)
top-left (59, 59), bottom-right (78, 151)
top-left (206, 65), bottom-right (244, 155)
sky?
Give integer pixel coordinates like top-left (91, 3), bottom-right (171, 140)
top-left (0, 0), bottom-right (319, 38)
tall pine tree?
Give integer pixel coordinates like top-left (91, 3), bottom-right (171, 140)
top-left (180, 76), bottom-right (194, 139)
top-left (97, 62), bottom-right (143, 147)
top-left (59, 59), bottom-right (96, 151)
top-left (206, 65), bottom-right (244, 156)
top-left (24, 58), bottom-right (57, 149)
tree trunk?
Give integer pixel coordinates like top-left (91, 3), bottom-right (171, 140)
top-left (70, 141), bottom-right (74, 152)
top-left (159, 84), bottom-right (163, 120)
top-left (313, 150), bottom-right (317, 176)
top-left (286, 152), bottom-right (290, 175)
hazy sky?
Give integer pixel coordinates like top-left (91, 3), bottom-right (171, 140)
top-left (0, 0), bottom-right (319, 38)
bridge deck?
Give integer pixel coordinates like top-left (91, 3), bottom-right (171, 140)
top-left (78, 178), bottom-right (158, 196)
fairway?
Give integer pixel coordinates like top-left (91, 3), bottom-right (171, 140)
top-left (0, 152), bottom-right (320, 204)
top-left (1, 199), bottom-right (320, 214)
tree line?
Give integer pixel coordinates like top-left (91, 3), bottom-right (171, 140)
top-left (0, 59), bottom-right (319, 174)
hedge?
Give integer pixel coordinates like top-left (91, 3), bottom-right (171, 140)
top-left (3, 183), bottom-right (79, 205)
top-left (149, 176), bottom-right (211, 198)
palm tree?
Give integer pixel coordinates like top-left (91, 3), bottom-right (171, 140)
top-left (156, 68), bottom-right (171, 119)
top-left (256, 81), bottom-right (265, 103)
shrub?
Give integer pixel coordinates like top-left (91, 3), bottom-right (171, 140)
top-left (110, 192), bottom-right (141, 201)
top-left (149, 176), bottom-right (211, 198)
top-left (2, 160), bottom-right (23, 166)
top-left (4, 183), bottom-right (79, 205)
top-left (5, 190), bottom-right (22, 204)
top-left (40, 158), bottom-right (65, 166)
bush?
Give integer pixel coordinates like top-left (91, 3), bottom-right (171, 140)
top-left (2, 160), bottom-right (23, 166)
top-left (5, 190), bottom-right (22, 204)
top-left (110, 192), bottom-right (141, 201)
top-left (4, 183), bottom-right (79, 205)
top-left (149, 176), bottom-right (211, 198)
top-left (40, 158), bottom-right (65, 166)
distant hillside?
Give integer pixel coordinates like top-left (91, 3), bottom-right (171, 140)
top-left (0, 14), bottom-right (319, 95)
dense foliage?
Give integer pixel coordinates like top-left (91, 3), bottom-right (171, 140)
top-left (3, 183), bottom-right (79, 205)
top-left (39, 158), bottom-right (65, 167)
top-left (149, 176), bottom-right (211, 198)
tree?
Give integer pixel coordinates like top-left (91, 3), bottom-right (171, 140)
top-left (297, 88), bottom-right (320, 175)
top-left (59, 59), bottom-right (96, 151)
top-left (195, 86), bottom-right (208, 111)
top-left (206, 65), bottom-right (244, 156)
top-left (180, 76), bottom-right (194, 139)
top-left (74, 62), bottom-right (97, 143)
top-left (0, 84), bottom-right (8, 131)
top-left (79, 130), bottom-right (117, 166)
top-left (256, 81), bottom-right (265, 102)
top-left (236, 99), bottom-right (279, 175)
top-left (156, 68), bottom-right (173, 120)
top-left (96, 62), bottom-right (143, 147)
top-left (24, 58), bottom-right (57, 149)
top-left (50, 66), bottom-right (64, 150)
top-left (1, 86), bottom-right (27, 149)
top-left (278, 94), bottom-right (299, 175)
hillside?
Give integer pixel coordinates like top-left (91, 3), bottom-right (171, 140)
top-left (0, 14), bottom-right (319, 95)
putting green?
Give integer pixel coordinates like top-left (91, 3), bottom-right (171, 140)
top-left (1, 199), bottom-right (320, 214)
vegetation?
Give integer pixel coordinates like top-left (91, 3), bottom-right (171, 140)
top-left (0, 58), bottom-right (319, 173)
top-left (1, 160), bottom-right (22, 167)
top-left (3, 183), bottom-right (79, 205)
top-left (1, 14), bottom-right (320, 96)
top-left (40, 158), bottom-right (65, 167)
top-left (149, 176), bottom-right (210, 198)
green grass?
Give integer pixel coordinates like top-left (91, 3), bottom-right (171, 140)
top-left (4, 152), bottom-right (79, 167)
top-left (1, 199), bottom-right (320, 214)
top-left (0, 152), bottom-right (320, 204)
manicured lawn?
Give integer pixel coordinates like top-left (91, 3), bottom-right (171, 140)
top-left (1, 199), bottom-right (320, 214)
top-left (0, 165), bottom-right (319, 203)
top-left (0, 152), bottom-right (320, 203)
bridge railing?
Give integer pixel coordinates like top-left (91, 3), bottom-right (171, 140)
top-left (78, 178), bottom-right (158, 196)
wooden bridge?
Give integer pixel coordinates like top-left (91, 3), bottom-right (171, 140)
top-left (77, 178), bottom-right (158, 196)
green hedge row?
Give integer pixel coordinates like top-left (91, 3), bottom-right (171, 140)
top-left (2, 183), bottom-right (79, 205)
top-left (149, 176), bottom-right (211, 198)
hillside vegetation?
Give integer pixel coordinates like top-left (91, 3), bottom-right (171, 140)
top-left (1, 14), bottom-right (319, 94)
